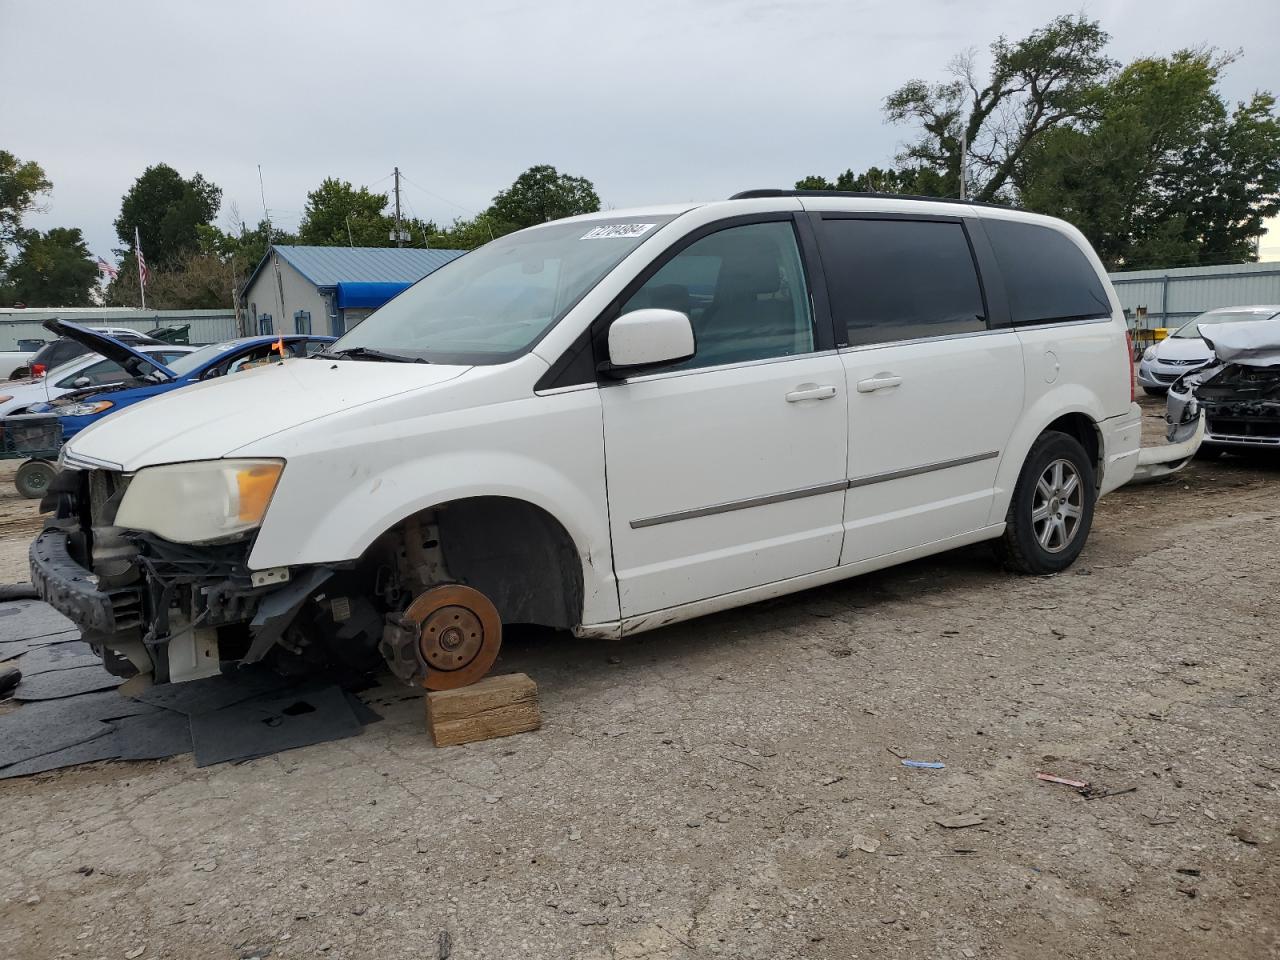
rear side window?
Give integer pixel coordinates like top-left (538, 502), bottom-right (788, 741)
top-left (818, 218), bottom-right (986, 347)
top-left (983, 219), bottom-right (1110, 325)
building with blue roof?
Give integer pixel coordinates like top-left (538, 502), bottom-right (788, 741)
top-left (240, 244), bottom-right (467, 337)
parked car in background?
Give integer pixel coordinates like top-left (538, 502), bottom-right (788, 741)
top-left (0, 345), bottom-right (195, 416)
top-left (0, 340), bottom-right (44, 379)
top-left (1167, 313), bottom-right (1280, 458)
top-left (25, 322), bottom-right (335, 445)
top-left (1137, 305), bottom-right (1280, 395)
top-left (13, 325), bottom-right (164, 381)
top-left (32, 192), bottom-right (1141, 690)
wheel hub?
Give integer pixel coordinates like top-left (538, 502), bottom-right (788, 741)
top-left (390, 584), bottom-right (503, 690)
top-left (1032, 457), bottom-right (1084, 554)
top-left (421, 604), bottom-right (484, 668)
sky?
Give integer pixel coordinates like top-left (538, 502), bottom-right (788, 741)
top-left (3, 0), bottom-right (1279, 262)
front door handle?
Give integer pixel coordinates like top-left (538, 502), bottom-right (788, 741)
top-left (856, 375), bottom-right (903, 393)
top-left (785, 384), bottom-right (838, 402)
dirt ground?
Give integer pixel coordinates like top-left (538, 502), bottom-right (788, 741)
top-left (1, 397), bottom-right (1277, 960)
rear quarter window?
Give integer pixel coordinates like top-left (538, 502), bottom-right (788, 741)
top-left (983, 219), bottom-right (1111, 325)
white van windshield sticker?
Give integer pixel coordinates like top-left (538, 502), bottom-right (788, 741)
top-left (580, 223), bottom-right (656, 240)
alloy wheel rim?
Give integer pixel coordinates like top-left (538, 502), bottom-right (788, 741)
top-left (1032, 458), bottom-right (1083, 554)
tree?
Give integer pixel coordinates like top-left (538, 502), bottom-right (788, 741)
top-left (297, 178), bottom-right (435, 247)
top-left (299, 178), bottom-right (392, 246)
top-left (488, 165), bottom-right (599, 228)
top-left (1, 227), bottom-right (97, 306)
top-left (1021, 51), bottom-right (1280, 268)
top-left (885, 14), bottom-right (1114, 201)
top-left (0, 150), bottom-right (52, 273)
top-left (114, 164), bottom-right (222, 266)
top-left (795, 166), bottom-right (948, 195)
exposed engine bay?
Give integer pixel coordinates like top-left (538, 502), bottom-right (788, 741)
top-left (31, 467), bottom-right (538, 690)
top-left (1167, 315), bottom-right (1280, 454)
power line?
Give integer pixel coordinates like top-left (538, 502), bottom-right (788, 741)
top-left (398, 172), bottom-right (480, 219)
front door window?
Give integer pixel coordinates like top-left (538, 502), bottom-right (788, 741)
top-left (619, 221), bottom-right (815, 370)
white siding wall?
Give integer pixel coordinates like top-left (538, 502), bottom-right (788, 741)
top-left (242, 256), bottom-right (332, 336)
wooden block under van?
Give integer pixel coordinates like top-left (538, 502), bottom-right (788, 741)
top-left (425, 673), bottom-right (540, 747)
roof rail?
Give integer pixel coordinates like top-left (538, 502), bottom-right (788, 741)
top-left (728, 189), bottom-right (1014, 210)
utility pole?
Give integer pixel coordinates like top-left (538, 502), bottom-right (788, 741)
top-left (393, 166), bottom-right (405, 247)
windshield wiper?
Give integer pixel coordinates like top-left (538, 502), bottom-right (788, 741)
top-left (315, 346), bottom-right (425, 363)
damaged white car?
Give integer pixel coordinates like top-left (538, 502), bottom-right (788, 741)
top-left (1166, 314), bottom-right (1280, 458)
top-left (31, 192), bottom-right (1142, 689)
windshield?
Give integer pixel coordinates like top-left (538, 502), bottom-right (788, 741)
top-left (1172, 309), bottom-right (1279, 338)
top-left (330, 216), bottom-right (677, 363)
top-left (164, 342), bottom-right (232, 377)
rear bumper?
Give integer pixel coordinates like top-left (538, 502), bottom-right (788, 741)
top-left (29, 523), bottom-right (117, 635)
top-left (1099, 402), bottom-right (1142, 495)
top-left (1131, 413), bottom-right (1205, 483)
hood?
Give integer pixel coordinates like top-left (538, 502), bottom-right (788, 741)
top-left (43, 319), bottom-right (175, 380)
top-left (1201, 315), bottom-right (1280, 367)
top-left (1153, 336), bottom-right (1212, 362)
top-left (64, 358), bottom-right (471, 470)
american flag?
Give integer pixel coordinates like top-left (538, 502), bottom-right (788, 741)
top-left (134, 227), bottom-right (150, 288)
top-left (96, 257), bottom-right (118, 280)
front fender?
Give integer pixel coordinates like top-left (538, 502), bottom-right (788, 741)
top-left (242, 382), bottom-right (619, 625)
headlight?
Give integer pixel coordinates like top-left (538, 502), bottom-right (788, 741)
top-left (115, 459), bottom-right (284, 543)
top-left (1142, 346), bottom-right (1156, 361)
top-left (60, 400), bottom-right (114, 416)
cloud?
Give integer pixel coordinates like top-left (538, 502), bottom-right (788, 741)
top-left (4, 0), bottom-right (1278, 261)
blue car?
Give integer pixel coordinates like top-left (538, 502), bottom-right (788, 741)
top-left (31, 320), bottom-right (336, 445)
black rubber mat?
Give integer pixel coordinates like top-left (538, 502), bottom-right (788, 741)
top-left (13, 641), bottom-right (100, 677)
top-left (0, 599), bottom-right (76, 642)
top-left (189, 685), bottom-right (362, 767)
top-left (0, 730), bottom-right (122, 779)
top-left (1, 599), bottom-right (383, 777)
top-left (13, 663), bottom-right (121, 701)
top-left (137, 666), bottom-right (297, 716)
top-left (114, 711), bottom-right (194, 761)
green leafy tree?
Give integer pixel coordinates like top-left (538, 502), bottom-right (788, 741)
top-left (1, 227), bottom-right (97, 306)
top-left (1021, 51), bottom-right (1280, 268)
top-left (114, 164), bottom-right (222, 266)
top-left (296, 178), bottom-right (436, 248)
top-left (885, 14), bottom-right (1114, 201)
top-left (0, 150), bottom-right (52, 274)
top-left (298, 178), bottom-right (393, 246)
top-left (795, 166), bottom-right (947, 195)
top-left (488, 165), bottom-right (599, 228)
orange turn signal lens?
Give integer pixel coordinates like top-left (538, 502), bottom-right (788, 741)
top-left (236, 462), bottom-right (283, 523)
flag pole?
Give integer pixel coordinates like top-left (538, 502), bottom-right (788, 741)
top-left (135, 226), bottom-right (147, 310)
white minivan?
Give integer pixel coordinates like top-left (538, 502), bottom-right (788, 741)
top-left (32, 191), bottom-right (1142, 687)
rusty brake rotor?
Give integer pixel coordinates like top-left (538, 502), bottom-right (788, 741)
top-left (400, 584), bottom-right (502, 690)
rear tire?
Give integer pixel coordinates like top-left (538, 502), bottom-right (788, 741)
top-left (15, 459), bottom-right (57, 499)
top-left (995, 431), bottom-right (1096, 575)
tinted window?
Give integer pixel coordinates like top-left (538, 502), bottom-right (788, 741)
top-left (619, 221), bottom-right (814, 370)
top-left (819, 218), bottom-right (986, 347)
top-left (983, 219), bottom-right (1110, 325)
top-left (34, 340), bottom-right (86, 370)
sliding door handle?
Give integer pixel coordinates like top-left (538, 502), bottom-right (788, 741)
top-left (785, 384), bottom-right (838, 402)
top-left (856, 375), bottom-right (903, 393)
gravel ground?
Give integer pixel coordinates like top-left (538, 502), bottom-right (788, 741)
top-left (1, 396), bottom-right (1277, 960)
